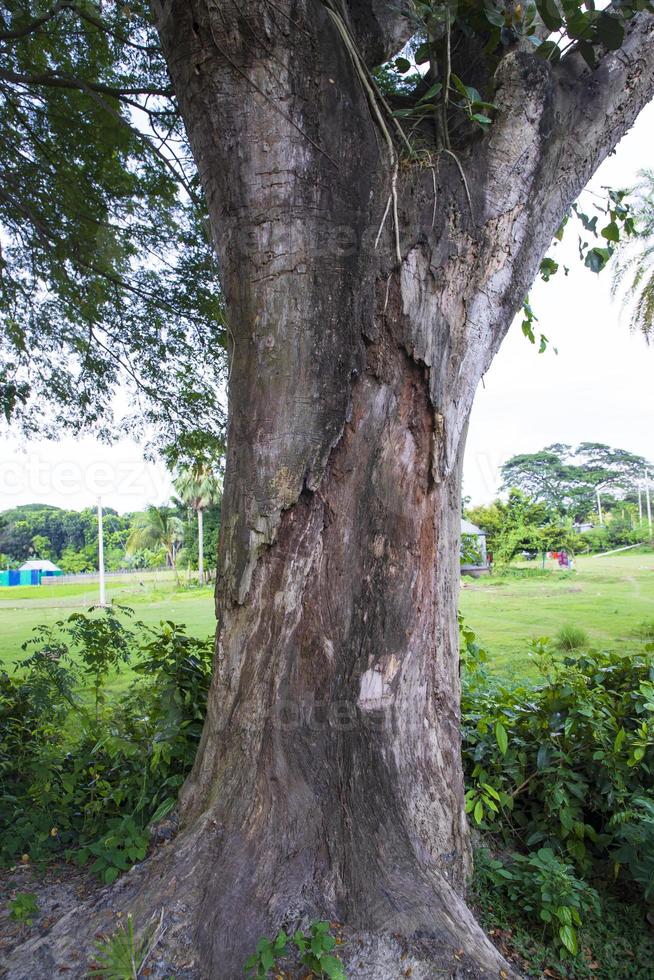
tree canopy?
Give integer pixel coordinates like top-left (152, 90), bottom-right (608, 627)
top-left (500, 442), bottom-right (653, 519)
top-left (0, 1), bottom-right (227, 465)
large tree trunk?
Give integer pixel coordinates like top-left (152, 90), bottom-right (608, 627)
top-left (151, 1), bottom-right (654, 975)
top-left (6, 2), bottom-right (654, 978)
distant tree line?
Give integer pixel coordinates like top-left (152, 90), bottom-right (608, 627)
top-left (0, 492), bottom-right (221, 575)
top-left (467, 443), bottom-right (653, 562)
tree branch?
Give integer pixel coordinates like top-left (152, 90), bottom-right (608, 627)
top-left (0, 2), bottom-right (66, 41)
top-left (0, 68), bottom-right (172, 98)
top-left (343, 0), bottom-right (416, 66)
top-left (557, 12), bottom-right (654, 197)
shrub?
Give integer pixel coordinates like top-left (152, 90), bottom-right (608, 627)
top-left (554, 624), bottom-right (589, 651)
top-left (475, 847), bottom-right (600, 957)
top-left (461, 623), bottom-right (654, 899)
top-left (0, 608), bottom-right (213, 877)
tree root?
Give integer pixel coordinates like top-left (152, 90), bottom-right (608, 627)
top-left (2, 820), bottom-right (521, 979)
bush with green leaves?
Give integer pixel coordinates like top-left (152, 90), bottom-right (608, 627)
top-left (463, 636), bottom-right (654, 880)
top-left (460, 617), bottom-right (654, 963)
top-left (475, 847), bottom-right (600, 957)
top-left (0, 607), bottom-right (213, 879)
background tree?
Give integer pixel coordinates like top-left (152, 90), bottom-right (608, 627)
top-left (126, 505), bottom-right (182, 569)
top-left (501, 443), bottom-right (652, 520)
top-left (6, 1), bottom-right (654, 978)
top-left (613, 168), bottom-right (654, 336)
top-left (467, 490), bottom-right (575, 563)
top-left (174, 464), bottom-right (222, 585)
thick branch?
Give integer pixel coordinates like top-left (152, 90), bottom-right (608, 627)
top-left (556, 11), bottom-right (654, 195)
top-left (344, 0), bottom-right (416, 66)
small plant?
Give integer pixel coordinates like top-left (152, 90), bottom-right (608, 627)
top-left (554, 624), bottom-right (589, 651)
top-left (244, 920), bottom-right (345, 978)
top-left (8, 892), bottom-right (39, 925)
top-left (244, 929), bottom-right (289, 979)
top-left (89, 912), bottom-right (163, 979)
top-left (293, 920), bottom-right (346, 978)
top-left (634, 619), bottom-right (654, 641)
top-left (475, 847), bottom-right (600, 957)
top-left (76, 816), bottom-right (149, 885)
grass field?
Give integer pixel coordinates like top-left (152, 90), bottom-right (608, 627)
top-left (460, 551), bottom-right (654, 677)
top-left (1, 552), bottom-right (652, 683)
top-left (0, 573), bottom-right (216, 690)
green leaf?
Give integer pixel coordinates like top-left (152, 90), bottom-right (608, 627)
top-left (474, 799), bottom-right (484, 824)
top-left (601, 221), bottom-right (620, 243)
top-left (394, 57), bottom-right (412, 73)
top-left (418, 82), bottom-right (443, 103)
top-left (537, 0), bottom-right (564, 31)
top-left (596, 12), bottom-right (625, 50)
top-left (149, 797), bottom-right (176, 824)
top-left (577, 39), bottom-right (597, 69)
top-left (414, 42), bottom-right (431, 65)
top-left (585, 246), bottom-right (612, 273)
top-left (559, 923), bottom-right (578, 956)
top-left (535, 40), bottom-right (561, 63)
top-left (495, 721), bottom-right (509, 755)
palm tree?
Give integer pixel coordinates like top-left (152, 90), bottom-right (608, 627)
top-left (126, 505), bottom-right (184, 569)
top-left (174, 464), bottom-right (222, 585)
top-left (613, 169), bottom-right (654, 338)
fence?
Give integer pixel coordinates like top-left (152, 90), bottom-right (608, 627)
top-left (35, 566), bottom-right (173, 586)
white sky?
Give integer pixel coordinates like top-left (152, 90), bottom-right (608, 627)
top-left (1, 102), bottom-right (653, 514)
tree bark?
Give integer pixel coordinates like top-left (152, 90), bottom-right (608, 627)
top-left (151, 1), bottom-right (654, 975)
top-left (5, 2), bottom-right (654, 978)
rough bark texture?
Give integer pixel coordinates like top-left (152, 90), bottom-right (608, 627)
top-left (5, 3), bottom-right (654, 978)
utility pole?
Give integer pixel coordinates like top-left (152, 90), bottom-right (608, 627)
top-left (638, 484), bottom-right (643, 523)
top-left (198, 507), bottom-right (204, 586)
top-left (646, 471), bottom-right (653, 532)
top-left (98, 496), bottom-right (106, 607)
top-left (596, 488), bottom-right (603, 526)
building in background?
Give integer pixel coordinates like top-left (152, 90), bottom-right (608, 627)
top-left (0, 559), bottom-right (63, 587)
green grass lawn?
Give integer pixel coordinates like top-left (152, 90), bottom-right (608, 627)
top-left (1, 552), bottom-right (652, 685)
top-left (459, 551), bottom-right (654, 678)
top-left (0, 575), bottom-right (216, 691)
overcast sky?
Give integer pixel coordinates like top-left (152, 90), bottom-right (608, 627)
top-left (1, 103), bottom-right (653, 514)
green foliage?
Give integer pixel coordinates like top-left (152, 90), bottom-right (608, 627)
top-left (475, 847), bottom-right (600, 957)
top-left (462, 616), bottom-right (654, 969)
top-left (0, 2), bottom-right (226, 463)
top-left (90, 913), bottom-right (152, 980)
top-left (0, 503), bottom-right (131, 567)
top-left (466, 489), bottom-right (575, 562)
top-left (461, 625), bottom-right (654, 895)
top-left (554, 624), bottom-right (589, 651)
top-left (500, 443), bottom-right (653, 521)
top-left (0, 609), bottom-right (213, 877)
top-left (461, 531), bottom-right (483, 566)
top-left (244, 921), bottom-right (346, 979)
top-left (471, 865), bottom-right (654, 978)
top-left (126, 506), bottom-right (183, 569)
top-left (77, 816), bottom-right (149, 886)
top-left (244, 930), bottom-right (290, 979)
top-left (7, 891), bottom-right (39, 925)
top-left (612, 169), bottom-right (654, 338)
